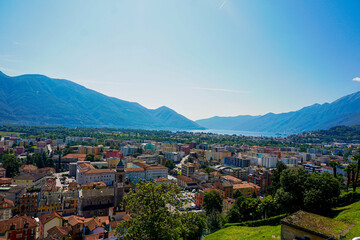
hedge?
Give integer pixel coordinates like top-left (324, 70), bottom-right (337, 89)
top-left (337, 191), bottom-right (360, 207)
top-left (224, 213), bottom-right (289, 228)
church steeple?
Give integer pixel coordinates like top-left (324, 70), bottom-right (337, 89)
top-left (114, 159), bottom-right (126, 211)
top-left (116, 159), bottom-right (125, 172)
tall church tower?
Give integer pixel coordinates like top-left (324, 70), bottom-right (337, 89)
top-left (114, 159), bottom-right (126, 211)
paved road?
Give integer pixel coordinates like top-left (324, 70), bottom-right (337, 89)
top-left (54, 171), bottom-right (69, 188)
top-left (176, 155), bottom-right (189, 169)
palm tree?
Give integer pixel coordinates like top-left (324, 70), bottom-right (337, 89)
top-left (329, 160), bottom-right (341, 178)
top-left (344, 165), bottom-right (352, 192)
top-left (351, 154), bottom-right (360, 192)
top-left (349, 163), bottom-right (358, 192)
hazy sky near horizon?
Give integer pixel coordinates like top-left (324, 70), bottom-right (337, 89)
top-left (1, 0), bottom-right (360, 120)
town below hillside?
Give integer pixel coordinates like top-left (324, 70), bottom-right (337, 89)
top-left (0, 125), bottom-right (359, 239)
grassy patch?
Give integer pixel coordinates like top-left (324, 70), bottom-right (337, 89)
top-left (334, 200), bottom-right (360, 239)
top-left (205, 225), bottom-right (281, 240)
top-left (206, 200), bottom-right (360, 240)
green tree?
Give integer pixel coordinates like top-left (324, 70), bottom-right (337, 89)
top-left (275, 168), bottom-right (340, 215)
top-left (117, 180), bottom-right (204, 240)
top-left (349, 163), bottom-right (358, 192)
top-left (267, 161), bottom-right (287, 195)
top-left (303, 172), bottom-right (340, 214)
top-left (226, 206), bottom-right (241, 223)
top-left (203, 190), bottom-right (222, 214)
top-left (205, 211), bottom-right (224, 232)
top-left (85, 153), bottom-right (95, 162)
top-left (63, 147), bottom-right (74, 156)
top-left (275, 167), bottom-right (311, 213)
top-left (344, 164), bottom-right (352, 192)
top-left (329, 160), bottom-right (341, 178)
top-left (351, 154), bottom-right (360, 192)
top-left (164, 159), bottom-right (176, 170)
top-left (233, 189), bottom-right (243, 199)
top-left (258, 196), bottom-right (279, 219)
top-left (3, 154), bottom-right (21, 177)
top-left (179, 212), bottom-right (206, 240)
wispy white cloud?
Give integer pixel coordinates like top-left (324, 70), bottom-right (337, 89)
top-left (219, 0), bottom-right (227, 9)
top-left (12, 41), bottom-right (24, 46)
top-left (190, 87), bottom-right (248, 94)
top-left (353, 77), bottom-right (360, 82)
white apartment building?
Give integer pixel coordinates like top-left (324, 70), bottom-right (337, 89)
top-left (260, 155), bottom-right (278, 168)
top-left (77, 169), bottom-right (115, 186)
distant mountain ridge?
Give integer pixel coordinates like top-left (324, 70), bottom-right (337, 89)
top-left (196, 91), bottom-right (360, 133)
top-left (0, 71), bottom-right (203, 130)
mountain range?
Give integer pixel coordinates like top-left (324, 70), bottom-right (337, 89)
top-left (0, 71), bottom-right (202, 130)
top-left (196, 90), bottom-right (360, 133)
top-left (2, 70), bottom-right (360, 134)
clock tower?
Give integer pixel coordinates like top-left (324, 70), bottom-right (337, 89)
top-left (114, 159), bottom-right (126, 211)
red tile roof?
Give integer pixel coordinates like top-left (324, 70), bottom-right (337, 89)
top-left (233, 183), bottom-right (260, 190)
top-left (0, 198), bottom-right (14, 209)
top-left (63, 154), bottom-right (87, 161)
top-left (177, 175), bottom-right (196, 183)
top-left (125, 167), bottom-right (145, 172)
top-left (38, 212), bottom-right (62, 225)
top-left (0, 215), bottom-right (37, 234)
top-left (64, 215), bottom-right (85, 226)
top-left (80, 168), bottom-right (115, 174)
top-left (47, 226), bottom-right (71, 239)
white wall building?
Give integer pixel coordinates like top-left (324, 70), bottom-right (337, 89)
top-left (260, 155), bottom-right (278, 168)
top-left (77, 169), bottom-right (115, 186)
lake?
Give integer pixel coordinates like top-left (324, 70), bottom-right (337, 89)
top-left (184, 129), bottom-right (289, 137)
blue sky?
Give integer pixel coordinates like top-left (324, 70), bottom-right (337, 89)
top-left (1, 0), bottom-right (360, 120)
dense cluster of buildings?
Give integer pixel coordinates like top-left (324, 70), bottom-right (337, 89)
top-left (0, 133), bottom-right (358, 239)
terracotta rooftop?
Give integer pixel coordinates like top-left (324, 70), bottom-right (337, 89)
top-left (0, 178), bottom-right (11, 185)
top-left (0, 215), bottom-right (37, 234)
top-left (177, 175), bottom-right (196, 183)
top-left (63, 154), bottom-right (86, 161)
top-left (221, 175), bottom-right (242, 183)
top-left (110, 220), bottom-right (123, 229)
top-left (47, 226), bottom-right (71, 239)
top-left (38, 212), bottom-right (62, 225)
top-left (233, 183), bottom-right (260, 190)
top-left (0, 198), bottom-right (14, 209)
top-left (78, 162), bottom-right (94, 170)
top-left (20, 164), bottom-right (38, 171)
top-left (82, 181), bottom-right (106, 189)
top-left (147, 166), bottom-right (168, 170)
top-left (64, 215), bottom-right (85, 226)
top-left (79, 168), bottom-right (115, 174)
top-left (125, 167), bottom-right (145, 172)
top-left (210, 171), bottom-right (222, 176)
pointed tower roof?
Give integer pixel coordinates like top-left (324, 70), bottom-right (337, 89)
top-left (116, 159), bottom-right (125, 172)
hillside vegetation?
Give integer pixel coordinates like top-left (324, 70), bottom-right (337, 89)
top-left (0, 71), bottom-right (202, 130)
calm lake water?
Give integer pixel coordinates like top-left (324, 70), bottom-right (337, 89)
top-left (184, 129), bottom-right (290, 137)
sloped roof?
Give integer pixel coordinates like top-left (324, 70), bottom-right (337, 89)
top-left (0, 215), bottom-right (37, 234)
top-left (38, 212), bottom-right (62, 225)
top-left (64, 215), bottom-right (85, 226)
top-left (281, 211), bottom-right (350, 239)
top-left (0, 198), bottom-right (14, 209)
top-left (47, 226), bottom-right (71, 239)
